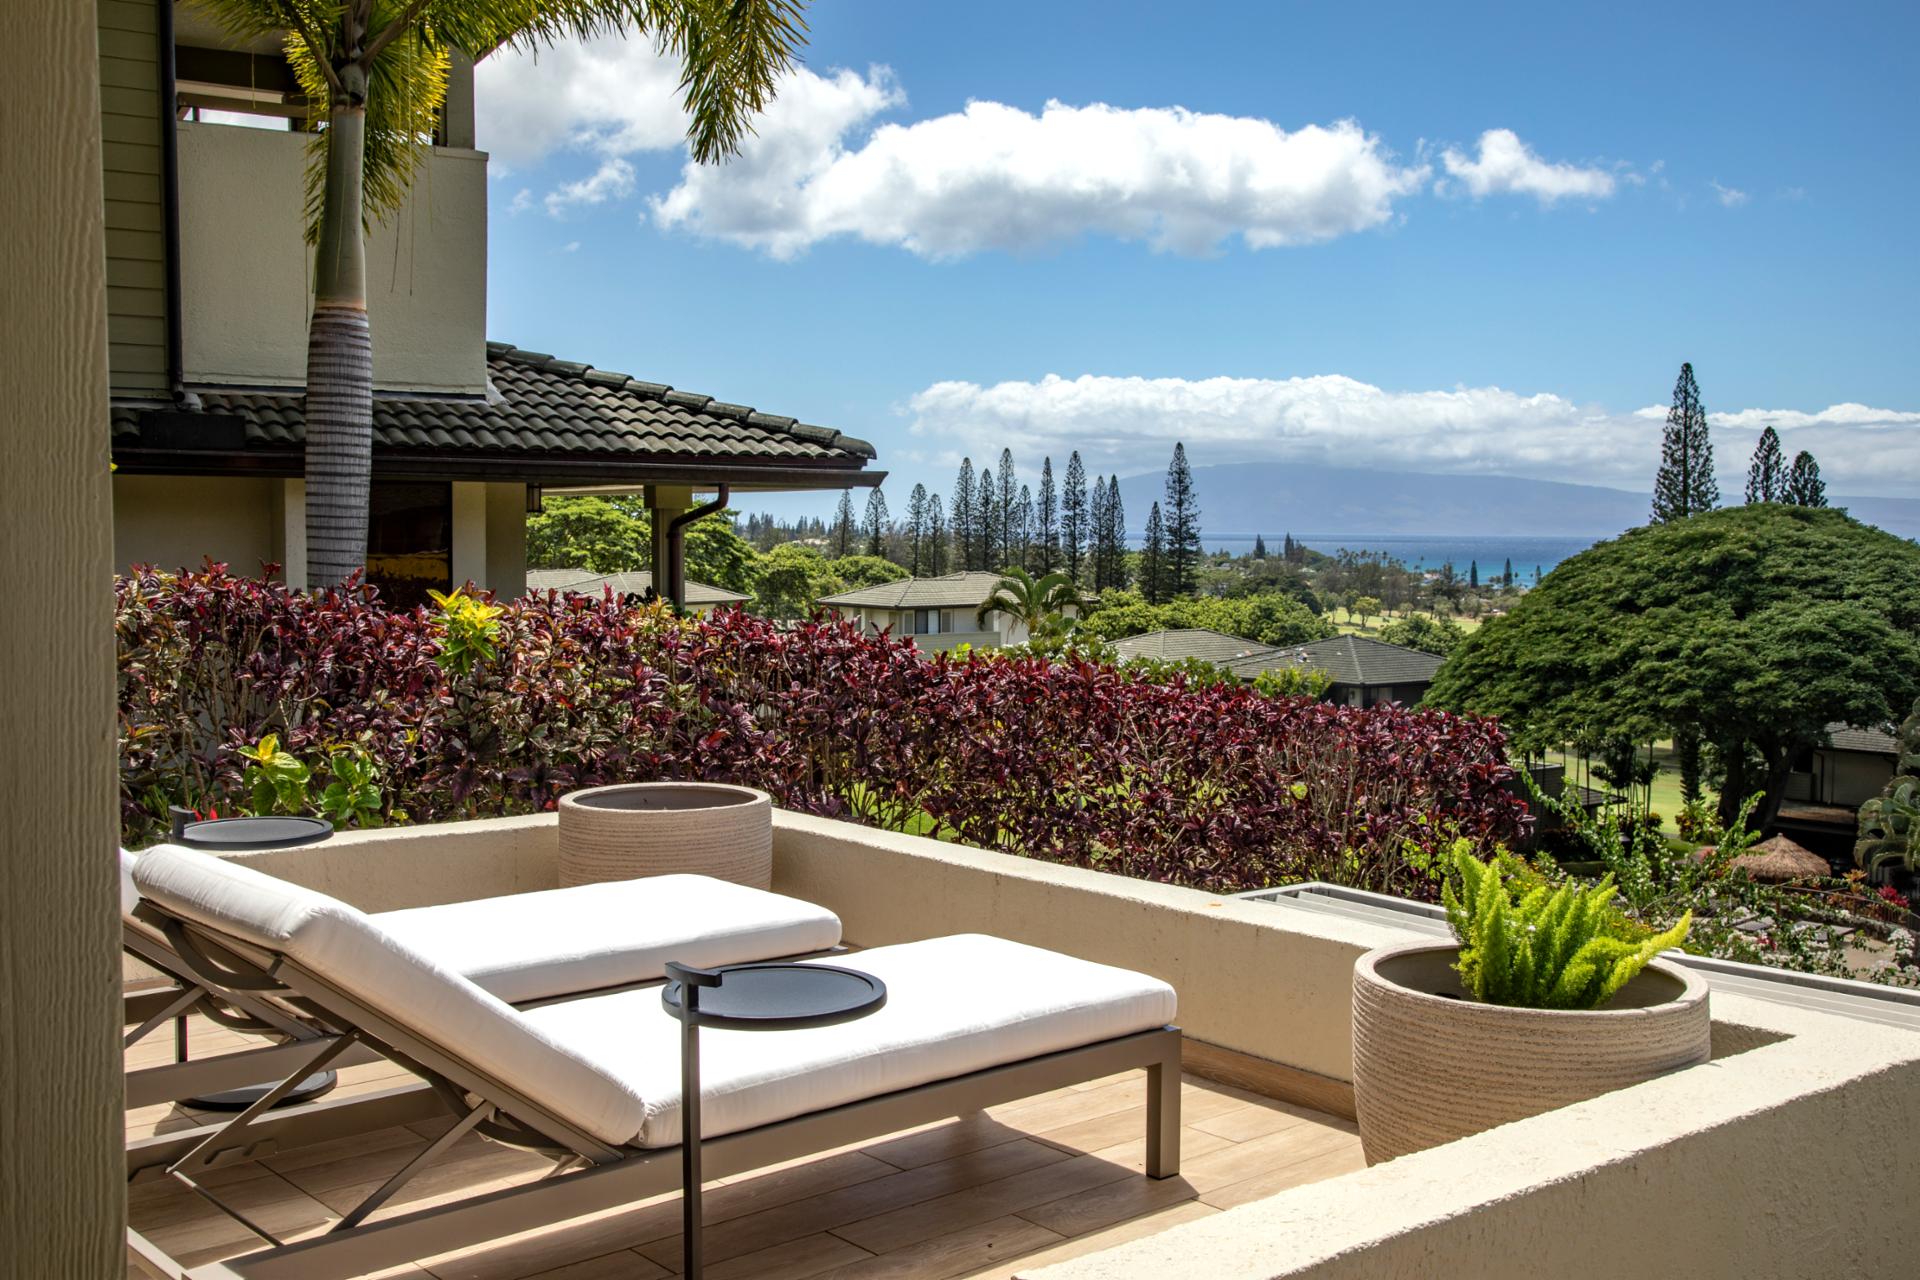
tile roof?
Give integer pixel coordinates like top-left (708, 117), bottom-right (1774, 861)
top-left (1226, 634), bottom-right (1445, 687)
top-left (524, 568), bottom-right (748, 606)
top-left (110, 342), bottom-right (876, 470)
top-left (1824, 722), bottom-right (1899, 755)
top-left (817, 572), bottom-right (1014, 609)
top-left (1110, 628), bottom-right (1277, 665)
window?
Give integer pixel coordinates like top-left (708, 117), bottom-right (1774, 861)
top-left (913, 608), bottom-right (943, 635)
top-left (365, 481), bottom-right (451, 611)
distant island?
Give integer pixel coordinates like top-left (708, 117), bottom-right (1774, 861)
top-left (1117, 461), bottom-right (1920, 541)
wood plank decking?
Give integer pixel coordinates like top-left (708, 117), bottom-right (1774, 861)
top-left (127, 1013), bottom-right (1362, 1279)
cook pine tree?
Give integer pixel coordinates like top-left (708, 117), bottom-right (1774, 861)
top-left (1060, 451), bottom-right (1089, 584)
top-left (904, 484), bottom-right (929, 573)
top-left (1651, 362), bottom-right (1719, 522)
top-left (1163, 443), bottom-right (1202, 596)
top-left (951, 460), bottom-right (977, 572)
top-left (1745, 426), bottom-right (1786, 503)
top-left (1103, 476), bottom-right (1127, 590)
top-left (1035, 457), bottom-right (1059, 573)
top-left (864, 487), bottom-right (889, 558)
top-left (832, 490), bottom-right (855, 557)
top-left (1141, 503), bottom-right (1167, 604)
top-left (1783, 451), bottom-right (1828, 507)
top-left (994, 449), bottom-right (1019, 571)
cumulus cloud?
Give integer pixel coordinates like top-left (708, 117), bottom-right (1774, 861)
top-left (1439, 128), bottom-right (1617, 203)
top-left (545, 157), bottom-right (636, 215)
top-left (906, 374), bottom-right (1920, 492)
top-left (1711, 180), bottom-right (1749, 207)
top-left (474, 36), bottom-right (688, 173)
top-left (652, 88), bottom-right (1431, 258)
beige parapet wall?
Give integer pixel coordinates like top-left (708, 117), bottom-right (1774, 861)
top-left (183, 809), bottom-right (1920, 1277)
top-left (1030, 990), bottom-right (1920, 1279)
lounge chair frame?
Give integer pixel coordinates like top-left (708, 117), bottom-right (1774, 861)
top-left (126, 901), bottom-right (1183, 1280)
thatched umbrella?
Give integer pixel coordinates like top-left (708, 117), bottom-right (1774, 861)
top-left (1730, 834), bottom-right (1832, 883)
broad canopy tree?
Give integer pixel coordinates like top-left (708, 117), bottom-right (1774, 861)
top-left (1428, 505), bottom-right (1920, 827)
top-left (201, 0), bottom-right (808, 587)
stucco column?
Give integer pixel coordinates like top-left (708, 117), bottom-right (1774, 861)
top-left (275, 478), bottom-right (308, 588)
top-left (0, 0), bottom-right (125, 1271)
top-left (645, 484), bottom-right (693, 605)
top-left (451, 481), bottom-right (487, 589)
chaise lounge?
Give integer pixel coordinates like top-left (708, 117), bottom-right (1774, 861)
top-left (120, 845), bottom-right (844, 1110)
top-left (128, 843), bottom-right (1183, 1280)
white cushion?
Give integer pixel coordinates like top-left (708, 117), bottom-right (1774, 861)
top-left (373, 876), bottom-right (841, 1004)
top-left (520, 933), bottom-right (1178, 1147)
top-left (119, 847), bottom-right (141, 917)
top-left (131, 844), bottom-right (648, 1147)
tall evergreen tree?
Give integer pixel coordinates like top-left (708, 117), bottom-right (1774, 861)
top-left (1745, 425), bottom-right (1785, 504)
top-left (905, 483), bottom-right (930, 574)
top-left (1252, 533), bottom-right (1267, 559)
top-left (927, 494), bottom-right (948, 575)
top-left (1469, 560), bottom-right (1479, 590)
top-left (1105, 476), bottom-right (1127, 590)
top-left (1035, 457), bottom-right (1059, 573)
top-left (1162, 443), bottom-right (1202, 595)
top-left (1651, 362), bottom-right (1719, 521)
top-left (1503, 557), bottom-right (1514, 588)
top-left (832, 490), bottom-right (855, 556)
top-left (994, 449), bottom-right (1019, 570)
top-left (1142, 503), bottom-right (1167, 604)
top-left (1060, 451), bottom-right (1089, 584)
top-left (864, 487), bottom-right (889, 558)
top-left (1783, 451), bottom-right (1828, 507)
top-left (1013, 484), bottom-right (1034, 569)
top-left (951, 459), bottom-right (977, 572)
top-left (975, 466), bottom-right (997, 571)
top-left (1088, 475), bottom-right (1111, 589)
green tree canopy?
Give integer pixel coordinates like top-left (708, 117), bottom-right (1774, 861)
top-left (754, 543), bottom-right (844, 618)
top-left (525, 496), bottom-right (758, 594)
top-left (1379, 613), bottom-right (1465, 657)
top-left (825, 555), bottom-right (909, 590)
top-left (1428, 506), bottom-right (1920, 825)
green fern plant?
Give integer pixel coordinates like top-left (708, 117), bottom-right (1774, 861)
top-left (1442, 844), bottom-right (1691, 1010)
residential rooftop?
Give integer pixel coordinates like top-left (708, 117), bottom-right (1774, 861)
top-left (818, 571), bottom-right (1017, 610)
top-left (1226, 634), bottom-right (1445, 687)
top-left (1110, 628), bottom-right (1275, 665)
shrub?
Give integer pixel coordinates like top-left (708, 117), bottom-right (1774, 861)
top-left (1444, 844), bottom-right (1691, 1009)
top-left (116, 566), bottom-right (1530, 893)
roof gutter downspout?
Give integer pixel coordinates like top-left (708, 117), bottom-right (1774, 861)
top-left (666, 485), bottom-right (730, 610)
top-left (156, 0), bottom-right (187, 403)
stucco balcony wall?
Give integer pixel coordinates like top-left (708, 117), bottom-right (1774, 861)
top-left (197, 810), bottom-right (1920, 1279)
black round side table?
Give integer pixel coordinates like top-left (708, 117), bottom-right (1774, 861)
top-left (662, 961), bottom-right (887, 1279)
top-left (168, 809), bottom-right (338, 1109)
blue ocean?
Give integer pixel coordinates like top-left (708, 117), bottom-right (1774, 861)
top-left (1185, 533), bottom-right (1604, 577)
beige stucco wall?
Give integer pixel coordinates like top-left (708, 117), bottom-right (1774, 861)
top-left (176, 122), bottom-right (487, 394)
top-left (202, 810), bottom-right (1920, 1279)
top-left (484, 481), bottom-right (529, 598)
top-left (1, 0), bottom-right (126, 1271)
top-left (113, 472), bottom-right (277, 575)
top-left (1033, 992), bottom-right (1920, 1280)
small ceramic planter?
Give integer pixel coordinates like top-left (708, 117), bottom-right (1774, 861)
top-left (558, 782), bottom-right (773, 890)
top-left (1351, 940), bottom-right (1710, 1164)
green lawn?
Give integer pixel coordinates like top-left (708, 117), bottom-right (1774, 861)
top-left (1328, 608), bottom-right (1485, 637)
top-left (1541, 741), bottom-right (1713, 837)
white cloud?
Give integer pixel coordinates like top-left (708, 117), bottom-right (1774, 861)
top-left (559, 240), bottom-right (581, 253)
top-left (545, 157), bottom-right (636, 215)
top-left (1439, 129), bottom-right (1617, 203)
top-left (1711, 180), bottom-right (1749, 207)
top-left (474, 36), bottom-right (688, 173)
top-left (508, 187), bottom-right (533, 215)
top-left (651, 87), bottom-right (1431, 259)
top-left (906, 373), bottom-right (1920, 493)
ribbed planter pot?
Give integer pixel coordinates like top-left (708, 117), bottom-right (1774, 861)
top-left (558, 783), bottom-right (773, 890)
top-left (1352, 940), bottom-right (1710, 1164)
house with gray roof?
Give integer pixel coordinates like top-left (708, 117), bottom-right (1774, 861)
top-left (103, 13), bottom-right (878, 609)
top-left (1226, 634), bottom-right (1445, 707)
top-left (817, 572), bottom-right (1048, 652)
top-left (1777, 721), bottom-right (1901, 853)
top-left (525, 568), bottom-right (749, 614)
top-left (1110, 629), bottom-right (1277, 666)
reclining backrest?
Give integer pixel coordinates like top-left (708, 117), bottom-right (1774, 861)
top-left (132, 844), bottom-right (647, 1147)
top-left (120, 847), bottom-right (142, 917)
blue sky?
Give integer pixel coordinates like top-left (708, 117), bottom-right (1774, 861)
top-left (477, 0), bottom-right (1919, 516)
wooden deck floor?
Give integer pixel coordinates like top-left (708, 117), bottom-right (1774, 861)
top-left (127, 1013), bottom-right (1363, 1279)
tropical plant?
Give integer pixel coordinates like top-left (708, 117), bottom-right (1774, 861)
top-left (1857, 698), bottom-right (1920, 876)
top-left (198, 0), bottom-right (808, 586)
top-left (978, 568), bottom-right (1084, 634)
top-left (430, 586), bottom-right (505, 675)
top-left (236, 734), bottom-right (312, 816)
top-left (1444, 843), bottom-right (1691, 1010)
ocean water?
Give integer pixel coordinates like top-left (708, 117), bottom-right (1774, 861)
top-left (1184, 533), bottom-right (1604, 577)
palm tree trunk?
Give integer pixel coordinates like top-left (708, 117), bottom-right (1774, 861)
top-left (304, 75), bottom-right (372, 588)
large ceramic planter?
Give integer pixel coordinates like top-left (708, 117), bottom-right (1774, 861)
top-left (558, 782), bottom-right (773, 890)
top-left (1351, 940), bottom-right (1710, 1164)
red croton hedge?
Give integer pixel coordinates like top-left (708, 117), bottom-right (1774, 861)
top-left (117, 566), bottom-right (1528, 895)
